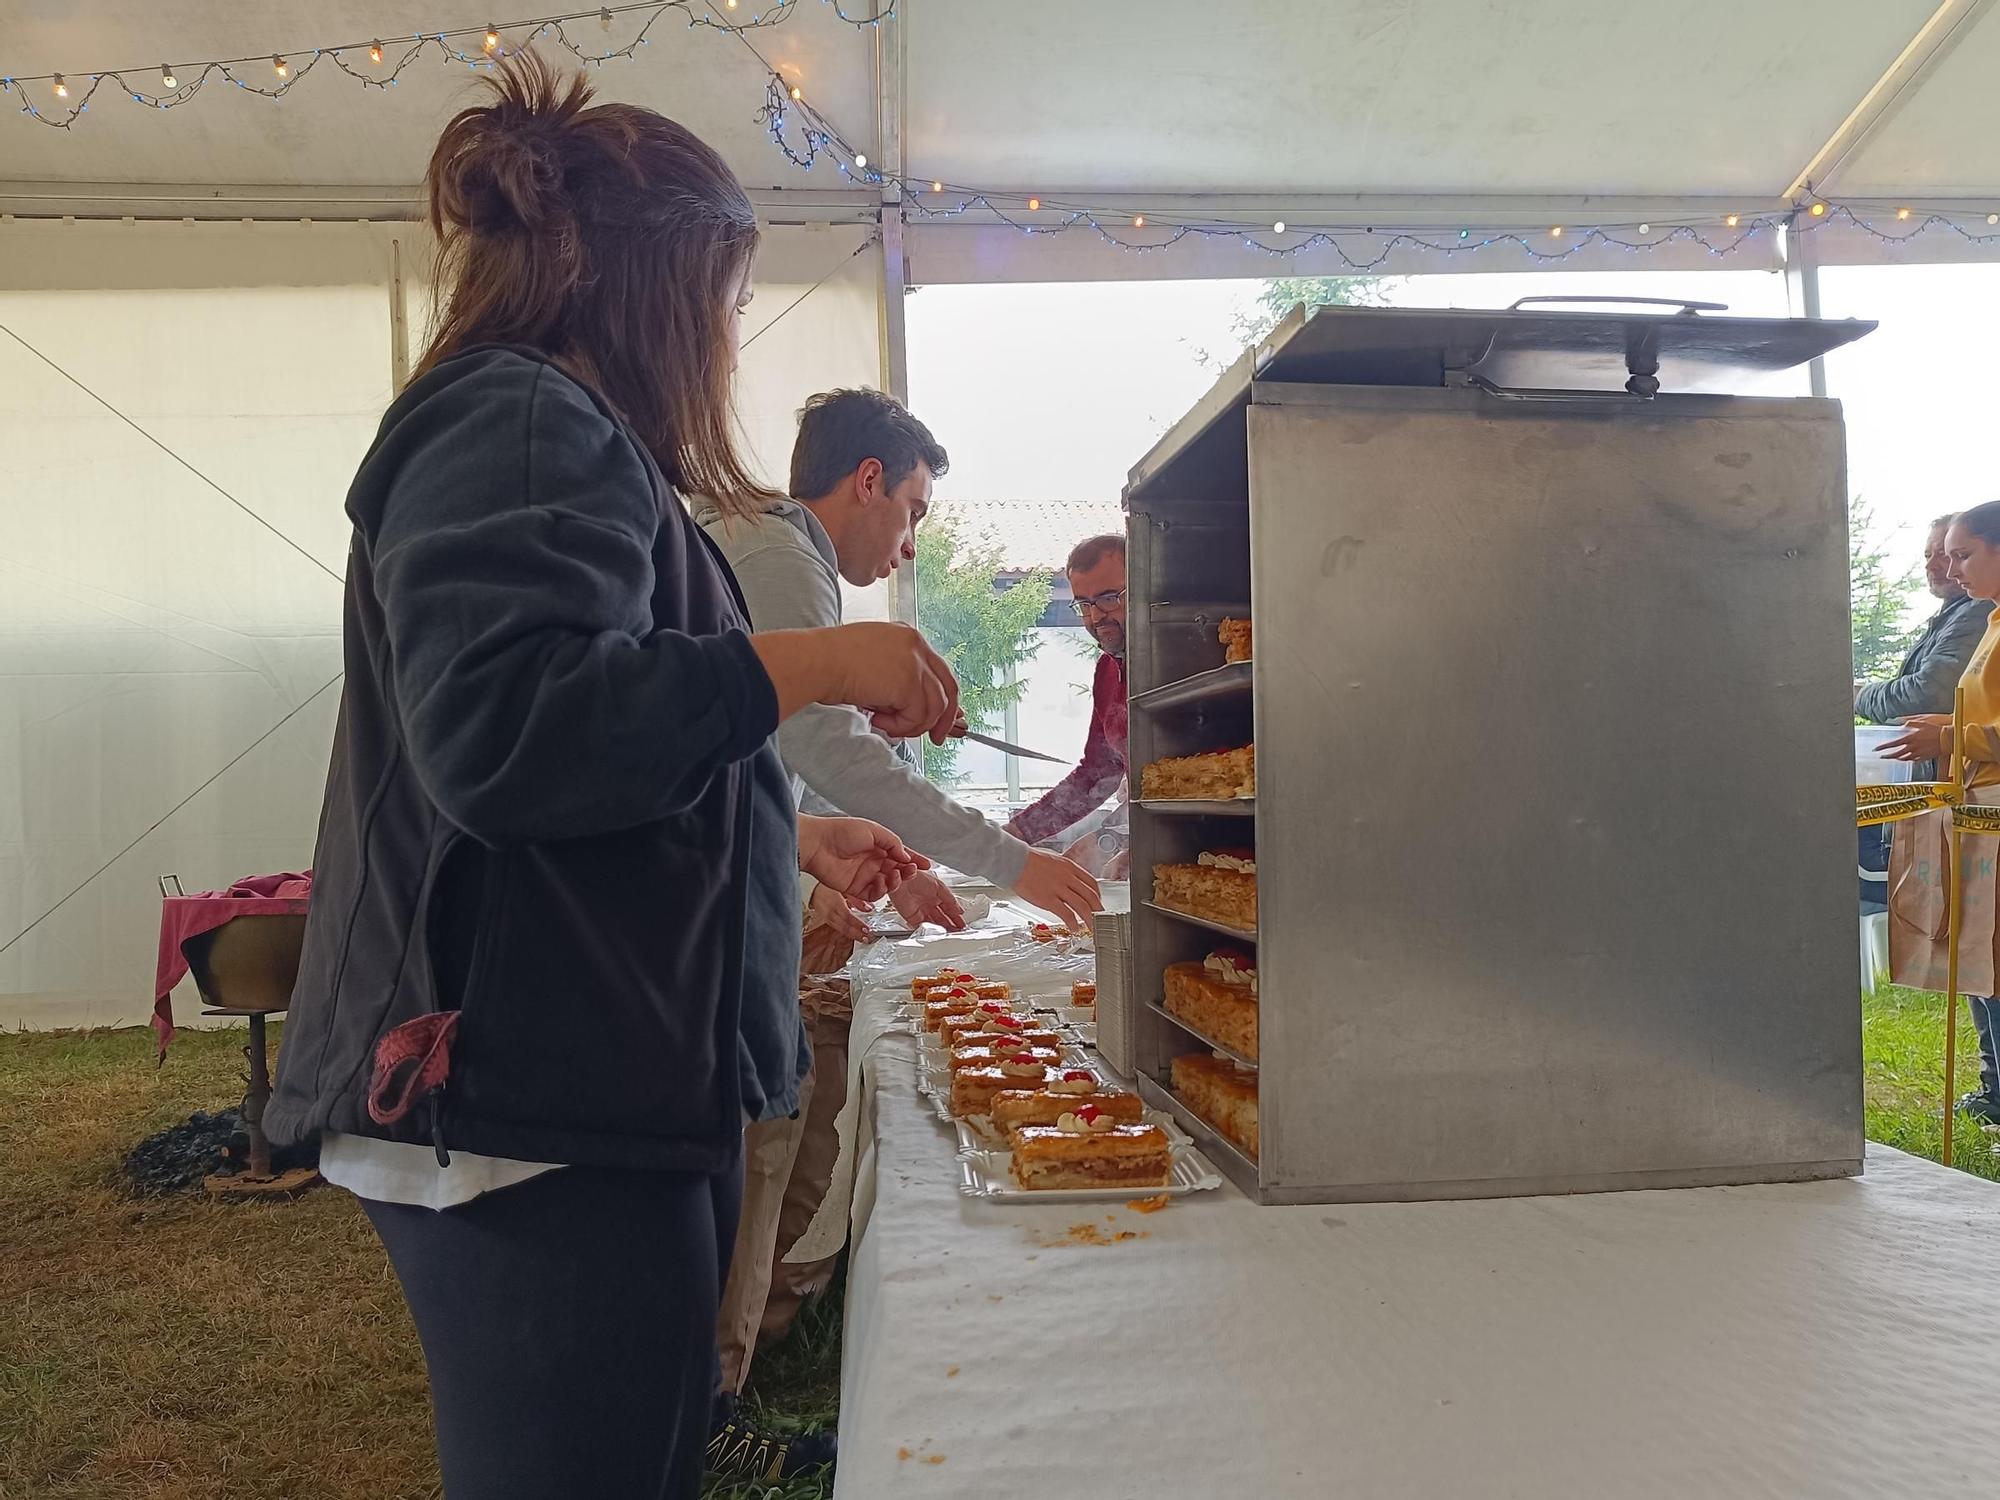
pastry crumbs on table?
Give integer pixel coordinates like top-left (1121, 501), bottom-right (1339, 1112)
top-left (1128, 1193), bottom-right (1172, 1213)
top-left (925, 1454), bottom-right (949, 1465)
top-left (898, 1447), bottom-right (913, 1461)
top-left (946, 1366), bottom-right (959, 1377)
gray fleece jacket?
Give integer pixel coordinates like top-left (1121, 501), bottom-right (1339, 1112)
top-left (695, 498), bottom-right (1032, 887)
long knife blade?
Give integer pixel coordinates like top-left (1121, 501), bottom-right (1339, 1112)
top-left (961, 729), bottom-right (1066, 764)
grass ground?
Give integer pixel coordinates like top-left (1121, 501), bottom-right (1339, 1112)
top-left (0, 1024), bottom-right (838, 1500)
top-left (2, 990), bottom-right (1992, 1497)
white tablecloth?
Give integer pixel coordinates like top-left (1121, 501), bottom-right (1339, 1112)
top-left (831, 930), bottom-right (2000, 1498)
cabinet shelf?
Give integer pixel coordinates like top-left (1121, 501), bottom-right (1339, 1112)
top-left (1136, 798), bottom-right (1255, 818)
top-left (1143, 901), bottom-right (1257, 944)
top-left (1131, 659), bottom-right (1253, 715)
top-left (1136, 1073), bottom-right (1259, 1195)
top-left (1147, 1001), bottom-right (1258, 1071)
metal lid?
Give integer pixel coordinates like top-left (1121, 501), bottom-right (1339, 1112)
top-left (1255, 298), bottom-right (1876, 396)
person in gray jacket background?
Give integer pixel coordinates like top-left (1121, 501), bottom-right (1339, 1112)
top-left (1857, 512), bottom-right (1987, 729)
top-left (695, 390), bottom-right (1099, 1452)
top-left (1856, 512), bottom-right (1987, 910)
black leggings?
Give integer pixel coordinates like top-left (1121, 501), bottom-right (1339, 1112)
top-left (362, 1152), bottom-right (742, 1500)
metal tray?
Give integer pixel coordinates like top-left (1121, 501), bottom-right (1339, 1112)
top-left (957, 1143), bottom-right (1222, 1201)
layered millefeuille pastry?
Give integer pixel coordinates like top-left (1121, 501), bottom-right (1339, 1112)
top-left (1139, 744), bottom-right (1255, 801)
top-left (1071, 981), bottom-right (1097, 1007)
top-left (1171, 1052), bottom-right (1259, 1160)
top-left (915, 974), bottom-right (1009, 1003)
top-left (1152, 849), bottom-right (1257, 931)
top-left (922, 992), bottom-right (982, 1032)
top-left (948, 1043), bottom-right (1060, 1075)
top-left (990, 1073), bottom-right (1143, 1136)
top-left (1163, 949), bottom-right (1258, 1060)
top-left (1029, 921), bottom-right (1062, 943)
top-left (1218, 617), bottom-right (1252, 664)
top-left (951, 1054), bottom-right (1062, 1116)
top-left (911, 967), bottom-right (975, 996)
top-left (939, 1005), bottom-right (1044, 1048)
top-left (1009, 1111), bottom-right (1173, 1190)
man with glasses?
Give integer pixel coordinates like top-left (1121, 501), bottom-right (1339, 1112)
top-left (1007, 534), bottom-right (1131, 873)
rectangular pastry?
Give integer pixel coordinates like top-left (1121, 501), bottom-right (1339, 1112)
top-left (991, 1080), bottom-right (1143, 1135)
top-left (912, 967), bottom-right (976, 995)
top-left (1171, 1052), bottom-right (1259, 1160)
top-left (1139, 744), bottom-right (1254, 801)
top-left (951, 1058), bottom-right (1061, 1116)
top-left (1010, 1118), bottom-right (1173, 1191)
top-left (1071, 981), bottom-right (1096, 1007)
top-left (948, 1043), bottom-right (1061, 1075)
top-left (1219, 617), bottom-right (1252, 664)
top-left (923, 994), bottom-right (981, 1032)
top-left (939, 1005), bottom-right (1040, 1048)
top-left (1152, 849), bottom-right (1257, 932)
top-left (1163, 950), bottom-right (1259, 1061)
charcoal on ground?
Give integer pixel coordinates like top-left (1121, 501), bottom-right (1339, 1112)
top-left (122, 1109), bottom-right (319, 1196)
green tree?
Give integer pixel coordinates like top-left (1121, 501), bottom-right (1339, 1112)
top-left (1231, 274), bottom-right (1397, 347)
top-left (915, 513), bottom-right (1054, 782)
top-left (1851, 497), bottom-right (1921, 681)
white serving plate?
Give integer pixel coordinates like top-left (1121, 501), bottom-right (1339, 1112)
top-left (956, 1144), bottom-right (1222, 1201)
top-left (955, 1107), bottom-right (1192, 1156)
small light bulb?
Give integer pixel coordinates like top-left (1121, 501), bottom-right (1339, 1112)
top-left (53, 73), bottom-right (68, 99)
top-left (1810, 201), bottom-right (1827, 217)
top-left (1637, 222), bottom-right (1651, 234)
top-left (484, 26), bottom-right (500, 53)
top-left (160, 64), bottom-right (177, 90)
top-left (1550, 225), bottom-right (1564, 238)
top-left (931, 180), bottom-right (943, 193)
top-left (1897, 206), bottom-right (1912, 220)
top-left (370, 40), bottom-right (384, 63)
top-left (1273, 220), bottom-right (1286, 234)
top-left (854, 153), bottom-right (868, 168)
top-left (1132, 214), bottom-right (1145, 228)
top-left (789, 85), bottom-right (803, 101)
top-left (1458, 227), bottom-right (1470, 240)
top-left (1989, 213), bottom-right (1999, 226)
top-left (727, 0), bottom-right (740, 8)
top-left (273, 54), bottom-right (289, 79)
top-left (1028, 197), bottom-right (1041, 211)
top-left (600, 7), bottom-right (613, 30)
top-left (1725, 213), bottom-right (1740, 228)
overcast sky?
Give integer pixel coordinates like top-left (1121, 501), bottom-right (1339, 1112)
top-left (907, 262), bottom-right (2000, 620)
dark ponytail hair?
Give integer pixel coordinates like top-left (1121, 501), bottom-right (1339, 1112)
top-left (1955, 501), bottom-right (2000, 546)
top-left (416, 50), bottom-right (776, 518)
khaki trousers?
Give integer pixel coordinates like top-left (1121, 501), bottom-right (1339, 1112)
top-left (716, 989), bottom-right (852, 1394)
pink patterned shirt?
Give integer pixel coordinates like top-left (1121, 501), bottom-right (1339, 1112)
top-left (1005, 652), bottom-right (1127, 845)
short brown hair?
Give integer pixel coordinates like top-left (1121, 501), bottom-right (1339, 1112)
top-left (789, 388), bottom-right (949, 500)
top-left (1066, 533), bottom-right (1126, 574)
top-left (416, 51), bottom-right (775, 518)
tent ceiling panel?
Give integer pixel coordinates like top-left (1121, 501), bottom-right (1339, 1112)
top-left (1826, 6), bottom-right (2000, 198)
top-left (0, 1), bottom-right (877, 192)
top-left (904, 0), bottom-right (1947, 198)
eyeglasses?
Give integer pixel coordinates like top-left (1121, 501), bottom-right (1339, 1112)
top-left (1066, 587), bottom-right (1127, 618)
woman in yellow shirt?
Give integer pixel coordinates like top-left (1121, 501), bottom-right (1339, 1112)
top-left (1886, 499), bottom-right (2000, 1121)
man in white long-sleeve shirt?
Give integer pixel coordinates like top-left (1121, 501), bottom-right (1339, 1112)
top-left (696, 390), bottom-right (1099, 1419)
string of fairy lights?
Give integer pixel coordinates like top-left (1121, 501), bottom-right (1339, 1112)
top-left (8, 3), bottom-right (2000, 267)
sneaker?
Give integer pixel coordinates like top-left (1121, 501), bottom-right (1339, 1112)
top-left (705, 1414), bottom-right (836, 1483)
top-left (1957, 1091), bottom-right (2000, 1128)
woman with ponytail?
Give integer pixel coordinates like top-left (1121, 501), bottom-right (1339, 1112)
top-left (268, 54), bottom-right (957, 1498)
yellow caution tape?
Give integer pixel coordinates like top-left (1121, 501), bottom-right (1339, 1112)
top-left (1956, 805), bottom-right (2000, 835)
top-left (1858, 795), bottom-right (1949, 828)
top-left (1857, 782), bottom-right (1959, 807)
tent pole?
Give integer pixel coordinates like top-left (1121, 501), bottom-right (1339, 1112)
top-left (874, 0), bottom-right (917, 630)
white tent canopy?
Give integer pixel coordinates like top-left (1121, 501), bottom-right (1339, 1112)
top-left (4, 0), bottom-right (1996, 1027)
top-left (6, 0), bottom-right (2000, 279)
